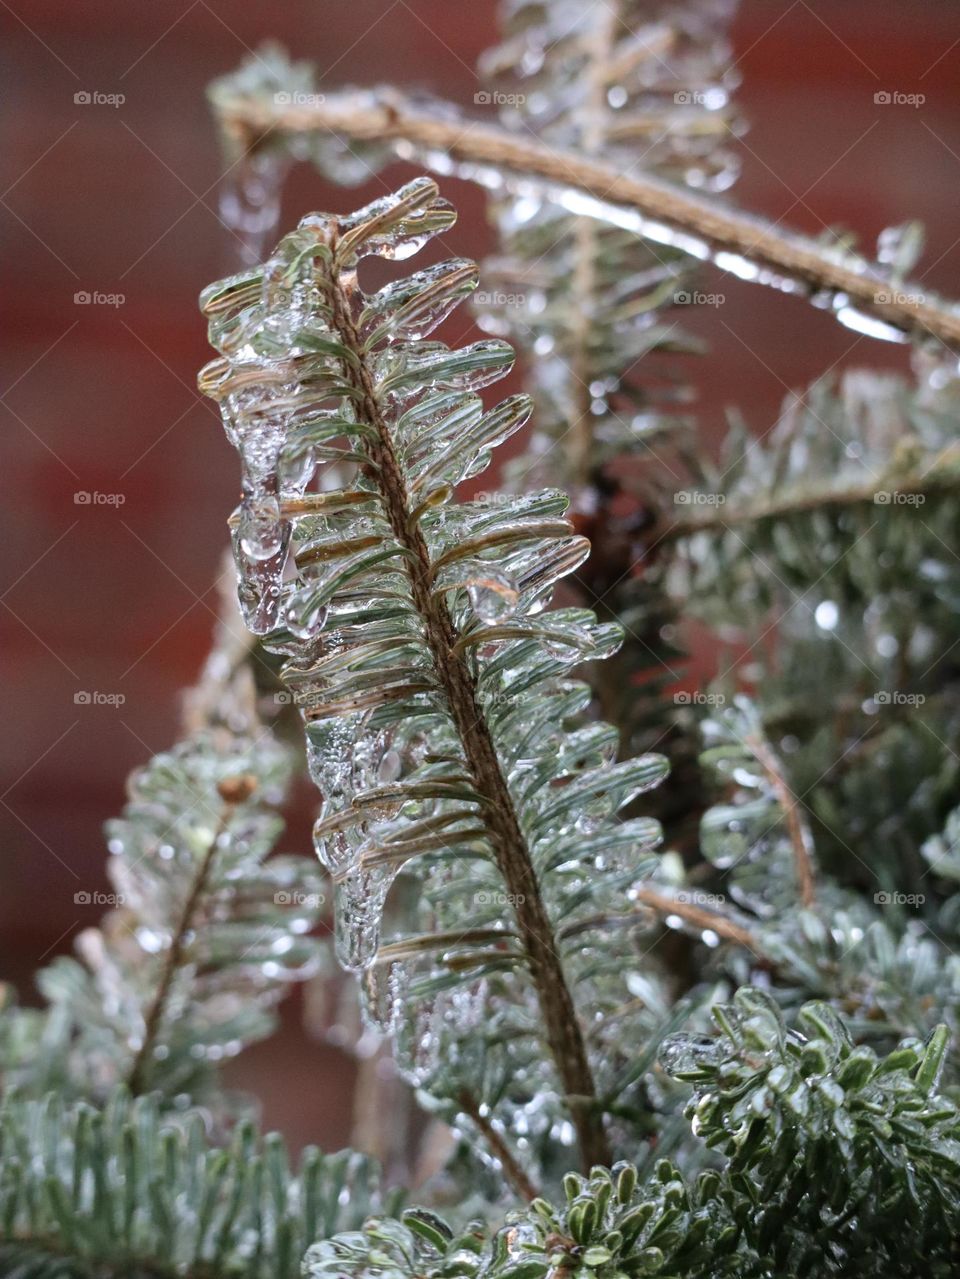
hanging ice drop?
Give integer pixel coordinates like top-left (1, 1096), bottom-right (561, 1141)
top-left (467, 569), bottom-right (519, 623)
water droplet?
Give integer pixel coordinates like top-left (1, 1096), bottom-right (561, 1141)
top-left (467, 571), bottom-right (519, 622)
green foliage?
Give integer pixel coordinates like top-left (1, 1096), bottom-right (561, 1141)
top-left (662, 988), bottom-right (960, 1274)
top-left (0, 1089), bottom-right (392, 1279)
top-left (199, 175), bottom-right (674, 1172)
top-left (687, 698), bottom-right (960, 1077)
top-left (670, 369), bottom-right (960, 887)
top-left (310, 993), bottom-right (960, 1279)
top-left (1, 725), bottom-right (324, 1104)
top-left (8, 12), bottom-right (960, 1276)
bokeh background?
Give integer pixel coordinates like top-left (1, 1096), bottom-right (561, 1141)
top-left (3, 0), bottom-right (959, 1147)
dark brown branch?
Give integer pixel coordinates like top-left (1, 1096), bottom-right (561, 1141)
top-left (321, 235), bottom-right (610, 1171)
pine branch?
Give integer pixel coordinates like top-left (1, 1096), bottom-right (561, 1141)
top-left (321, 250), bottom-right (608, 1168)
top-left (127, 780), bottom-right (250, 1094)
top-left (210, 80), bottom-right (960, 349)
top-left (0, 1089), bottom-right (393, 1279)
top-left (666, 369), bottom-right (960, 611)
top-left (199, 176), bottom-right (672, 1176)
top-left (307, 993), bottom-right (960, 1278)
top-left (666, 368), bottom-right (960, 901)
top-left (5, 715), bottom-right (324, 1103)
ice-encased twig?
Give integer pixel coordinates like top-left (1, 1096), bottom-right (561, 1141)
top-left (209, 74), bottom-right (960, 351)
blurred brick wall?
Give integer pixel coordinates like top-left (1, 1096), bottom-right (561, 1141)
top-left (2, 1), bottom-right (958, 1146)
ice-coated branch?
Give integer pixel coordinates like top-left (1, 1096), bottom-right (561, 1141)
top-left (474, 0), bottom-right (742, 494)
top-left (210, 79), bottom-right (960, 350)
top-left (3, 695), bottom-right (325, 1103)
top-left (316, 220), bottom-right (608, 1168)
top-left (0, 1089), bottom-right (391, 1279)
top-left (199, 176), bottom-right (671, 1175)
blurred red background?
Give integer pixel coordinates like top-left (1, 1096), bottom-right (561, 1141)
top-left (2, 1), bottom-right (959, 1147)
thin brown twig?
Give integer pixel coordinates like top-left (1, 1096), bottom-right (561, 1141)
top-left (127, 779), bottom-right (252, 1094)
top-left (657, 462), bottom-right (960, 544)
top-left (745, 734), bottom-right (817, 909)
top-left (457, 1089), bottom-right (540, 1202)
top-left (215, 88), bottom-right (960, 350)
top-left (566, 888), bottom-right (767, 956)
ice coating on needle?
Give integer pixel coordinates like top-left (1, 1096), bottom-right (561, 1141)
top-left (200, 177), bottom-right (670, 1173)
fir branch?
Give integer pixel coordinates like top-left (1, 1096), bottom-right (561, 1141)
top-left (306, 992), bottom-right (960, 1279)
top-left (4, 718), bottom-right (324, 1103)
top-left (127, 779), bottom-right (252, 1094)
top-left (0, 1089), bottom-right (392, 1279)
top-left (210, 83), bottom-right (960, 349)
top-left (199, 177), bottom-right (671, 1177)
top-left (319, 246), bottom-right (609, 1168)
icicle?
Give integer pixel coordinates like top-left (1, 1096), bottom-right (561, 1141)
top-left (219, 148), bottom-right (290, 268)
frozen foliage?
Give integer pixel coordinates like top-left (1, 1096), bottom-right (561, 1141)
top-left (5, 5), bottom-right (960, 1275)
top-left (670, 366), bottom-right (960, 891)
top-left (308, 992), bottom-right (960, 1278)
top-left (0, 1089), bottom-right (393, 1279)
top-left (200, 176), bottom-right (672, 1174)
top-left (1, 688), bottom-right (323, 1103)
top-left (477, 0), bottom-right (741, 491)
